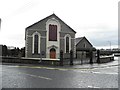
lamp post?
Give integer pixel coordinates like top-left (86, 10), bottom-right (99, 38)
top-left (108, 41), bottom-right (111, 51)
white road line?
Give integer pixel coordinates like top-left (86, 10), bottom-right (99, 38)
top-left (45, 67), bottom-right (56, 70)
top-left (22, 73), bottom-right (52, 80)
top-left (88, 85), bottom-right (100, 88)
top-left (92, 72), bottom-right (100, 74)
top-left (38, 76), bottom-right (52, 80)
top-left (73, 70), bottom-right (118, 75)
top-left (101, 72), bottom-right (118, 75)
top-left (5, 65), bottom-right (118, 75)
top-left (88, 86), bottom-right (93, 88)
top-left (13, 83), bottom-right (17, 86)
top-left (58, 69), bottom-right (68, 71)
top-left (91, 71), bottom-right (118, 75)
top-left (94, 86), bottom-right (100, 88)
top-left (6, 65), bottom-right (68, 71)
top-left (7, 66), bottom-right (19, 68)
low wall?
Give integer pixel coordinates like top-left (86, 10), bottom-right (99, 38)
top-left (2, 56), bottom-right (114, 65)
top-left (99, 56), bottom-right (114, 63)
top-left (2, 57), bottom-right (39, 64)
top-left (2, 56), bottom-right (60, 65)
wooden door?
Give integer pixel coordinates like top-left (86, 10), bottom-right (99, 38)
top-left (50, 48), bottom-right (56, 59)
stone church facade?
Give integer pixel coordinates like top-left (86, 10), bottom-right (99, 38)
top-left (25, 14), bottom-right (76, 59)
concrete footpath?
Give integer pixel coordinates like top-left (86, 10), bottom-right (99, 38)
top-left (2, 57), bottom-right (119, 70)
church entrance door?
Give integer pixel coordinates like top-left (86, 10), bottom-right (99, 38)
top-left (50, 48), bottom-right (56, 59)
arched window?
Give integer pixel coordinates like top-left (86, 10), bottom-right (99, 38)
top-left (32, 32), bottom-right (40, 54)
top-left (66, 37), bottom-right (69, 53)
top-left (64, 34), bottom-right (71, 53)
top-left (34, 34), bottom-right (38, 54)
top-left (49, 24), bottom-right (57, 41)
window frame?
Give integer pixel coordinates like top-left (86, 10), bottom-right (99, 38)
top-left (32, 32), bottom-right (41, 54)
top-left (49, 24), bottom-right (57, 41)
top-left (64, 34), bottom-right (71, 53)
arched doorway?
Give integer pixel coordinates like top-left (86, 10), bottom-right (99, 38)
top-left (50, 48), bottom-right (56, 59)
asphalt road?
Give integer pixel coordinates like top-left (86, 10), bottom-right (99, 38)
top-left (1, 62), bottom-right (118, 88)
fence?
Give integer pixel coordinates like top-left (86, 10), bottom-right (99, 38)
top-left (60, 50), bottom-right (114, 65)
top-left (2, 50), bottom-right (114, 66)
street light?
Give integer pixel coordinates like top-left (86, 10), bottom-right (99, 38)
top-left (108, 41), bottom-right (111, 51)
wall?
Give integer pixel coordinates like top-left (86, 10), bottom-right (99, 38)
top-left (25, 29), bottom-right (46, 58)
top-left (25, 14), bottom-right (76, 59)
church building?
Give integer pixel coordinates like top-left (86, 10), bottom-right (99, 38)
top-left (25, 14), bottom-right (76, 59)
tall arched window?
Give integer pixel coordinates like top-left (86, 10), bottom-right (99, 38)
top-left (49, 24), bottom-right (57, 41)
top-left (64, 34), bottom-right (71, 53)
top-left (32, 32), bottom-right (40, 54)
top-left (66, 37), bottom-right (69, 53)
top-left (34, 34), bottom-right (38, 54)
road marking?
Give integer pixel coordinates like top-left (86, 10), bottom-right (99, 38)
top-left (73, 70), bottom-right (118, 75)
top-left (6, 65), bottom-right (70, 71)
top-left (57, 68), bottom-right (68, 71)
top-left (45, 67), bottom-right (56, 70)
top-left (7, 65), bottom-right (118, 75)
top-left (5, 64), bottom-right (118, 73)
top-left (22, 73), bottom-right (52, 80)
top-left (88, 85), bottom-right (100, 88)
top-left (7, 66), bottom-right (19, 68)
top-left (101, 72), bottom-right (118, 75)
top-left (91, 71), bottom-right (118, 75)
top-left (13, 83), bottom-right (17, 86)
top-left (88, 86), bottom-right (92, 88)
top-left (94, 86), bottom-right (100, 88)
top-left (92, 71), bottom-right (100, 74)
top-left (6, 65), bottom-right (118, 76)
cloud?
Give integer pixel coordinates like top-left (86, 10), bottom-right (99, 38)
top-left (13, 0), bottom-right (39, 15)
top-left (0, 0), bottom-right (118, 49)
top-left (76, 25), bottom-right (118, 47)
top-left (88, 30), bottom-right (118, 46)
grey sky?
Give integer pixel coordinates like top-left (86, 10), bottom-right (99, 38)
top-left (0, 0), bottom-right (118, 49)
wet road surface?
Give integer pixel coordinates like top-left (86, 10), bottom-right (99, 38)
top-left (1, 62), bottom-right (118, 88)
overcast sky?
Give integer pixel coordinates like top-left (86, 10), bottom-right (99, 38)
top-left (0, 0), bottom-right (119, 49)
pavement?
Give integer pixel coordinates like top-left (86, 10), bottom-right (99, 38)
top-left (2, 57), bottom-right (119, 71)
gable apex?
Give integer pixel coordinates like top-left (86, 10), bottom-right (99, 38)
top-left (26, 13), bottom-right (76, 33)
top-left (75, 36), bottom-right (93, 47)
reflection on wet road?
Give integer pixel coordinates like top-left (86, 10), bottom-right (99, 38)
top-left (0, 57), bottom-right (119, 88)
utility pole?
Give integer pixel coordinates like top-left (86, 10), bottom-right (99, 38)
top-left (108, 41), bottom-right (111, 51)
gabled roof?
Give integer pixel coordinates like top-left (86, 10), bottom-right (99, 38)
top-left (75, 36), bottom-right (93, 46)
top-left (75, 37), bottom-right (84, 45)
top-left (26, 13), bottom-right (76, 33)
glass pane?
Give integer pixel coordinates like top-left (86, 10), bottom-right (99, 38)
top-left (34, 35), bottom-right (38, 54)
top-left (49, 25), bottom-right (57, 41)
top-left (66, 37), bottom-right (69, 53)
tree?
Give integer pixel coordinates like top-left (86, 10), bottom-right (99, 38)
top-left (21, 47), bottom-right (25, 57)
top-left (2, 45), bottom-right (8, 56)
top-left (15, 47), bottom-right (20, 57)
